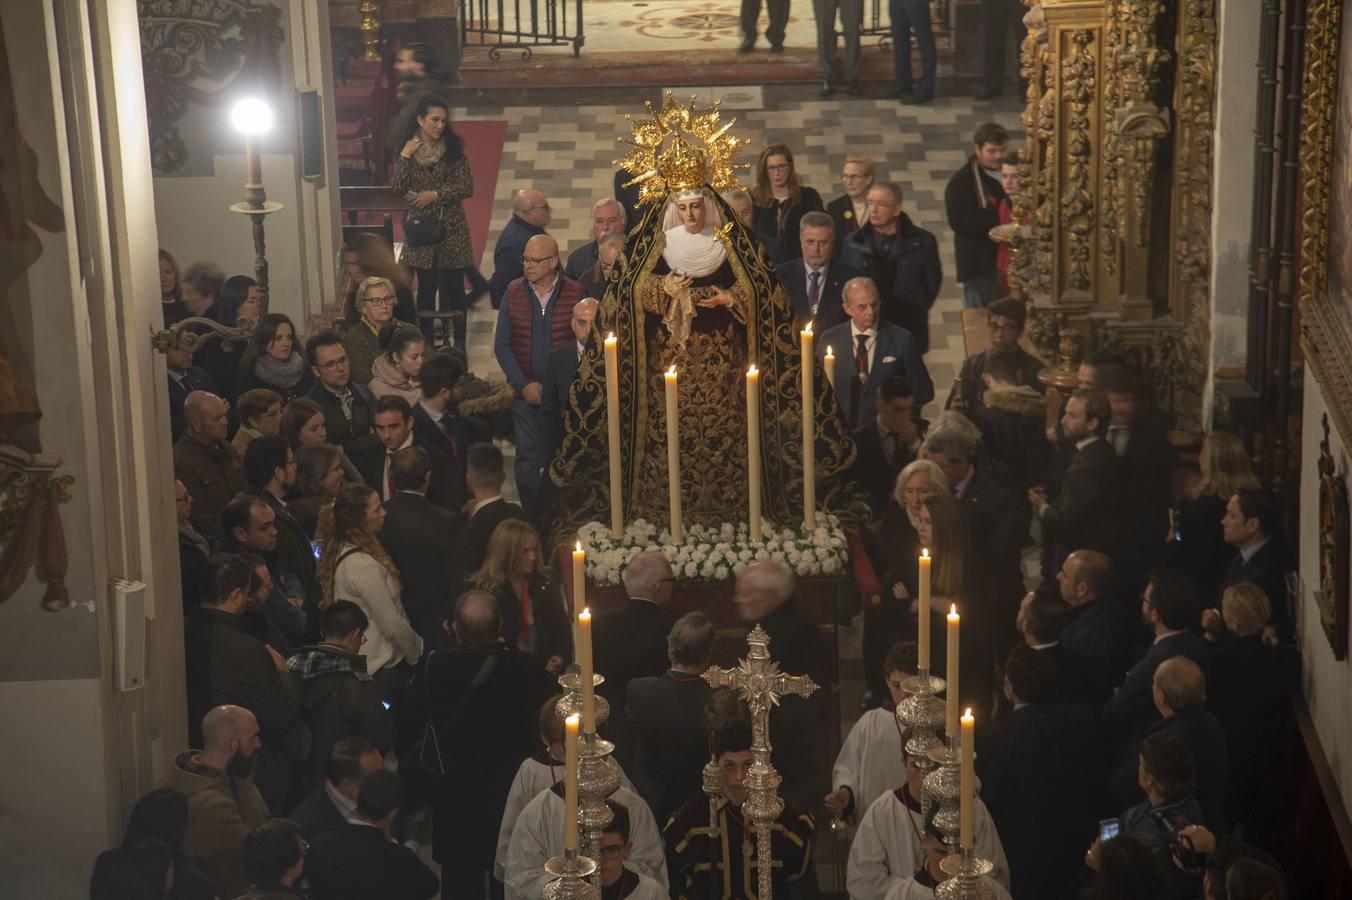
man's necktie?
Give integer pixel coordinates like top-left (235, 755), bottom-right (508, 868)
top-left (849, 334), bottom-right (869, 428)
top-left (1109, 426), bottom-right (1128, 457)
top-left (808, 270), bottom-right (822, 314)
top-left (384, 451), bottom-right (394, 499)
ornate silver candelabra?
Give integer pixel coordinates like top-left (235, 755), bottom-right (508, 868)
top-left (936, 848), bottom-right (996, 900)
top-left (923, 738), bottom-right (970, 853)
top-left (542, 850), bottom-right (599, 900)
top-left (896, 670), bottom-right (947, 781)
top-left (556, 671), bottom-right (621, 883)
top-left (704, 625), bottom-right (819, 900)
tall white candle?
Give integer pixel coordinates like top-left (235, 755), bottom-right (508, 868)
top-left (664, 365), bottom-right (683, 544)
top-left (823, 345), bottom-right (836, 390)
top-left (578, 609), bottom-right (596, 733)
top-left (918, 549), bottom-right (931, 670)
top-left (800, 324), bottom-right (816, 530)
top-left (946, 605), bottom-right (960, 739)
top-left (604, 334), bottom-right (623, 539)
top-left (960, 709), bottom-right (975, 849)
top-left (746, 365), bottom-right (762, 542)
top-left (564, 714), bottom-right (580, 851)
top-left (571, 542), bottom-right (585, 619)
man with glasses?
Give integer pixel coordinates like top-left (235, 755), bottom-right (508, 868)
top-left (493, 233), bottom-right (585, 505)
top-left (490, 188), bottom-right (553, 309)
top-left (827, 156), bottom-right (875, 241)
top-left (305, 331), bottom-right (374, 447)
top-left (949, 296), bottom-right (1045, 417)
top-left (596, 802), bottom-right (667, 899)
top-left (840, 182), bottom-right (942, 353)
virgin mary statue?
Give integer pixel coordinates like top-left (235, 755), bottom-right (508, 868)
top-left (548, 93), bottom-right (864, 540)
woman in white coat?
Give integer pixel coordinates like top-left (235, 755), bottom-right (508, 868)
top-left (317, 483), bottom-right (422, 700)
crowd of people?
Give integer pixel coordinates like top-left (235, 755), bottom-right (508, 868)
top-left (113, 37), bottom-right (1306, 899)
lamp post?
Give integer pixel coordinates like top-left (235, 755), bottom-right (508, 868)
top-left (152, 97), bottom-right (284, 354)
top-left (228, 97), bottom-right (284, 321)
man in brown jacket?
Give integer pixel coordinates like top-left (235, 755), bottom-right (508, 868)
top-left (166, 704), bottom-right (270, 897)
top-left (174, 390), bottom-right (246, 539)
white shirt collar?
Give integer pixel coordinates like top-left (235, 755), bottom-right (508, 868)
top-left (417, 397), bottom-right (444, 423)
top-left (1031, 640), bottom-right (1059, 650)
top-left (1075, 435), bottom-right (1102, 451)
top-left (806, 261), bottom-right (828, 277)
top-left (850, 322), bottom-right (876, 340)
top-left (1239, 535), bottom-right (1271, 563)
top-left (1153, 628), bottom-right (1184, 645)
top-left (324, 780), bottom-right (358, 818)
top-left (472, 494), bottom-right (504, 516)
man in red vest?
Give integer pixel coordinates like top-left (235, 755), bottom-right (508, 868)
top-left (493, 233), bottom-right (586, 506)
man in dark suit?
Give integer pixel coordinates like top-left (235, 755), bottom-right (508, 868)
top-left (289, 736), bottom-right (385, 840)
top-left (347, 395), bottom-right (457, 511)
top-left (1101, 364), bottom-right (1179, 593)
top-left (307, 770), bottom-right (439, 900)
top-left (593, 551), bottom-right (676, 769)
top-left (166, 346), bottom-right (217, 443)
top-left (840, 181), bottom-right (942, 352)
top-left (1221, 488), bottom-right (1294, 641)
top-left (1108, 656), bottom-right (1230, 831)
top-left (243, 434), bottom-right (320, 625)
top-left (409, 355), bottom-right (473, 513)
top-left (850, 376), bottom-right (924, 516)
top-left (626, 611), bottom-right (715, 823)
top-left (818, 277), bottom-right (933, 430)
top-left (563, 198), bottom-right (625, 279)
top-left (381, 446), bottom-right (457, 639)
top-left (1057, 550), bottom-right (1136, 693)
top-left (721, 188), bottom-right (783, 264)
top-left (1015, 589), bottom-right (1104, 706)
top-left (304, 332), bottom-right (374, 447)
top-left (776, 211), bottom-right (860, 331)
top-left (578, 233), bottom-right (624, 302)
top-left (978, 645), bottom-right (1102, 900)
top-left (448, 443), bottom-right (526, 585)
top-left (1029, 388), bottom-right (1121, 567)
top-left (488, 188), bottom-right (551, 308)
top-left (1102, 568), bottom-right (1211, 749)
top-left (948, 297), bottom-right (1045, 418)
top-left (537, 297), bottom-right (600, 479)
top-left (825, 156), bottom-right (873, 242)
top-left (733, 561), bottom-right (829, 813)
top-left (424, 591), bottom-right (552, 899)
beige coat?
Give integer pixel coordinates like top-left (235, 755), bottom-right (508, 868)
top-left (165, 751), bottom-right (269, 898)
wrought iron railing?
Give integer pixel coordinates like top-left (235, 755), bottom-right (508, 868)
top-left (461, 0), bottom-right (585, 60)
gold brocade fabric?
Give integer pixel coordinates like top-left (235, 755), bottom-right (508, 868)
top-left (547, 191), bottom-right (868, 545)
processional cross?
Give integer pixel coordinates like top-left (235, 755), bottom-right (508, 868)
top-left (702, 624), bottom-right (819, 900)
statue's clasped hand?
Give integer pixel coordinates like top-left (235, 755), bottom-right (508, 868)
top-left (663, 272), bottom-right (694, 296)
top-left (696, 288), bottom-right (733, 309)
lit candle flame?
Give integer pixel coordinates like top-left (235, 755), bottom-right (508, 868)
top-left (575, 541), bottom-right (582, 552)
top-left (804, 321), bottom-right (813, 336)
top-left (667, 364), bottom-right (677, 376)
top-left (922, 547), bottom-right (930, 559)
top-left (963, 708), bottom-right (973, 719)
top-left (825, 345), bottom-right (835, 357)
top-left (606, 332), bottom-right (616, 342)
top-left (748, 365), bottom-right (759, 376)
top-left (949, 604), bottom-right (959, 618)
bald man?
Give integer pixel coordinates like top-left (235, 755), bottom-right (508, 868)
top-left (166, 705), bottom-right (270, 897)
top-left (174, 390), bottom-right (246, 537)
top-left (426, 590), bottom-right (553, 897)
top-left (536, 296), bottom-right (600, 479)
top-left (493, 233), bottom-right (586, 502)
top-left (489, 188), bottom-right (552, 308)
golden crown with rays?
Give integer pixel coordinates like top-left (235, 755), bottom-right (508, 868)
top-left (614, 92), bottom-right (748, 206)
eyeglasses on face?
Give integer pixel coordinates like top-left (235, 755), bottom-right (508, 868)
top-left (316, 356), bottom-right (349, 370)
top-left (598, 844), bottom-right (625, 859)
top-left (364, 295), bottom-right (397, 306)
top-left (522, 254), bottom-right (557, 265)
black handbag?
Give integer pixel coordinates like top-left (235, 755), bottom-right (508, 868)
top-left (403, 209), bottom-right (445, 247)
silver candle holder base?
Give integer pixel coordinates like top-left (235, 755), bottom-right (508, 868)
top-left (556, 671), bottom-right (611, 728)
top-left (897, 670), bottom-right (947, 777)
top-left (543, 851), bottom-right (600, 900)
top-left (924, 740), bottom-right (978, 854)
top-left (936, 849), bottom-right (995, 900)
top-left (577, 729), bottom-right (622, 874)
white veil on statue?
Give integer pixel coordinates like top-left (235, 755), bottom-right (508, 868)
top-left (660, 188), bottom-right (726, 278)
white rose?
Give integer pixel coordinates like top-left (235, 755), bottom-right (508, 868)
top-left (756, 549), bottom-right (771, 561)
top-left (684, 561), bottom-right (698, 578)
top-left (714, 565), bottom-right (729, 581)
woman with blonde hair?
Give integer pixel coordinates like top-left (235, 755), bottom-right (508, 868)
top-left (749, 143), bottom-right (822, 260)
top-left (469, 519), bottom-right (570, 673)
top-left (342, 275), bottom-right (400, 385)
top-left (317, 483), bottom-right (422, 697)
top-left (1170, 431), bottom-right (1259, 606)
top-left (367, 323), bottom-right (426, 404)
top-left (341, 232), bottom-right (414, 323)
top-left (159, 248), bottom-right (186, 325)
top-left (1205, 582), bottom-right (1297, 833)
top-left (860, 458), bottom-right (948, 705)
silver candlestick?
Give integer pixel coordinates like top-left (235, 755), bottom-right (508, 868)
top-left (542, 849), bottom-right (599, 900)
top-left (936, 847), bottom-right (996, 899)
top-left (923, 737), bottom-right (971, 854)
top-left (896, 670), bottom-right (947, 782)
top-left (556, 672), bottom-right (621, 883)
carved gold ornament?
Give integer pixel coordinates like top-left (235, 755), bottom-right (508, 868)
top-left (614, 91), bottom-right (748, 206)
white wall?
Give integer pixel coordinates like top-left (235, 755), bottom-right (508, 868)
top-left (1298, 374), bottom-right (1352, 815)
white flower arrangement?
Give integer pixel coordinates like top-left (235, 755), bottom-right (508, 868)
top-left (577, 516), bottom-right (849, 586)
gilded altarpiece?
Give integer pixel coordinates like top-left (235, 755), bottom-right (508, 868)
top-left (1015, 0), bottom-right (1216, 428)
